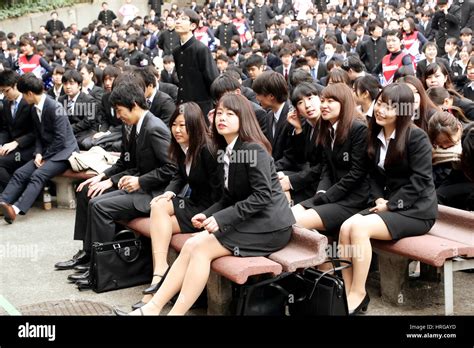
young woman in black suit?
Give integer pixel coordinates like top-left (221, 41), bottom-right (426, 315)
top-left (428, 110), bottom-right (474, 211)
top-left (291, 83), bottom-right (370, 237)
top-left (131, 102), bottom-right (221, 309)
top-left (123, 94), bottom-right (295, 315)
top-left (339, 83), bottom-right (438, 315)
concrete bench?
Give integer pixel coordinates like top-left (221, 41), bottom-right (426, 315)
top-left (124, 218), bottom-right (328, 315)
top-left (371, 205), bottom-right (474, 315)
top-left (51, 169), bottom-right (95, 209)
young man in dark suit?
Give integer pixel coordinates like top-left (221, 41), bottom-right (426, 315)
top-left (137, 66), bottom-right (176, 127)
top-left (0, 73), bottom-right (78, 224)
top-left (45, 11), bottom-right (65, 34)
top-left (55, 82), bottom-right (176, 285)
top-left (58, 70), bottom-right (99, 150)
top-left (0, 69), bottom-right (35, 192)
top-left (173, 9), bottom-right (219, 117)
top-left (252, 71), bottom-right (295, 171)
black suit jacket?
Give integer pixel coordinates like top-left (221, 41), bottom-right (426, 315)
top-left (266, 101), bottom-right (294, 170)
top-left (287, 121), bottom-right (323, 193)
top-left (369, 126), bottom-right (438, 220)
top-left (33, 95), bottom-right (79, 161)
top-left (166, 144), bottom-right (221, 206)
top-left (46, 85), bottom-right (65, 101)
top-left (203, 139), bottom-right (295, 233)
top-left (315, 120), bottom-right (370, 208)
top-left (0, 98), bottom-right (35, 153)
top-left (453, 96), bottom-right (474, 121)
top-left (105, 113), bottom-right (176, 206)
top-left (275, 64), bottom-right (294, 84)
top-left (415, 57), bottom-right (451, 79)
top-left (149, 89), bottom-right (176, 127)
top-left (87, 85), bottom-right (104, 104)
top-left (45, 19), bottom-right (65, 33)
top-left (59, 92), bottom-right (98, 141)
top-left (158, 81), bottom-right (178, 103)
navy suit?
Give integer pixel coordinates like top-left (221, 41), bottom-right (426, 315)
top-left (0, 98), bottom-right (36, 191)
top-left (0, 95), bottom-right (78, 213)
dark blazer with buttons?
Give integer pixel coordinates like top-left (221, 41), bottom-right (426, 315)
top-left (0, 98), bottom-right (35, 151)
top-left (173, 36), bottom-right (219, 115)
top-left (165, 144), bottom-right (221, 207)
top-left (203, 139), bottom-right (295, 233)
top-left (368, 126), bottom-right (438, 220)
top-left (106, 112), bottom-right (176, 211)
top-left (315, 120), bottom-right (370, 208)
top-left (33, 95), bottom-right (79, 161)
top-left (149, 89), bottom-right (176, 127)
top-left (87, 85), bottom-right (105, 104)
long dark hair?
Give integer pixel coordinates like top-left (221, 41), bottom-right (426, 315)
top-left (397, 75), bottom-right (440, 132)
top-left (367, 83), bottom-right (415, 166)
top-left (317, 83), bottom-right (360, 147)
top-left (212, 94), bottom-right (272, 154)
top-left (168, 102), bottom-right (213, 168)
top-left (425, 86), bottom-right (470, 123)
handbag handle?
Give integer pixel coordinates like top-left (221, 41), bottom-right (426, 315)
top-left (113, 229), bottom-right (136, 241)
top-left (307, 259), bottom-right (352, 300)
top-left (114, 240), bottom-right (142, 263)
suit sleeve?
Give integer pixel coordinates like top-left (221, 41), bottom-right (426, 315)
top-left (387, 128), bottom-right (434, 211)
top-left (212, 144), bottom-right (273, 228)
top-left (165, 163), bottom-right (186, 194)
top-left (318, 123), bottom-right (369, 203)
top-left (42, 105), bottom-right (70, 159)
top-left (137, 126), bottom-right (176, 190)
top-left (155, 93), bottom-right (176, 127)
top-left (0, 106), bottom-right (9, 145)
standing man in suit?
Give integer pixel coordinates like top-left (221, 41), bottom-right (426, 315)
top-left (252, 71), bottom-right (295, 171)
top-left (0, 73), bottom-right (78, 224)
top-left (158, 15), bottom-right (181, 56)
top-left (45, 11), bottom-right (65, 34)
top-left (55, 82), bottom-right (176, 282)
top-left (358, 20), bottom-right (387, 74)
top-left (173, 9), bottom-right (219, 118)
top-left (431, 0), bottom-right (461, 57)
top-left (0, 69), bottom-right (35, 192)
top-left (275, 48), bottom-right (294, 86)
top-left (249, 0), bottom-right (275, 35)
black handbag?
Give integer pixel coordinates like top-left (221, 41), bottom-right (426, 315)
top-left (234, 272), bottom-right (294, 316)
top-left (90, 229), bottom-right (153, 293)
top-left (288, 259), bottom-right (351, 316)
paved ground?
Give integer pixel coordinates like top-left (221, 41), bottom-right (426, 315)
top-left (0, 205), bottom-right (473, 316)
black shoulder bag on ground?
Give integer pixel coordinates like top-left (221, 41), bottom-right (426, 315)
top-left (288, 259), bottom-right (351, 316)
top-left (90, 229), bottom-right (152, 293)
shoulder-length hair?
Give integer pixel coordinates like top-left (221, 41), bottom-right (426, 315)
top-left (367, 83), bottom-right (415, 166)
top-left (212, 94), bottom-right (272, 154)
top-left (397, 75), bottom-right (440, 132)
top-left (168, 102), bottom-right (213, 167)
top-left (422, 62), bottom-right (455, 90)
top-left (317, 83), bottom-right (360, 147)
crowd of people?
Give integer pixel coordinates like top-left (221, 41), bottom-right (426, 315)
top-left (0, 0), bottom-right (474, 316)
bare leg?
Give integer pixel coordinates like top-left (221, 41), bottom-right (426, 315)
top-left (345, 214), bottom-right (392, 311)
top-left (140, 198), bottom-right (182, 303)
top-left (291, 204), bottom-right (326, 230)
top-left (129, 231), bottom-right (211, 315)
top-left (168, 233), bottom-right (231, 315)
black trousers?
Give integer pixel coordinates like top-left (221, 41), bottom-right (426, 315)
top-left (0, 148), bottom-right (34, 192)
top-left (81, 189), bottom-right (152, 253)
top-left (0, 159), bottom-right (69, 213)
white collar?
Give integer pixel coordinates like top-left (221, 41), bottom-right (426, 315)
top-left (68, 92), bottom-right (80, 103)
top-left (13, 94), bottom-right (22, 105)
top-left (377, 128), bottom-right (396, 143)
top-left (136, 110), bottom-right (147, 135)
top-left (469, 82), bottom-right (474, 90)
top-left (366, 100), bottom-right (376, 117)
top-left (180, 35), bottom-right (193, 46)
top-left (332, 121), bottom-right (338, 132)
top-left (35, 93), bottom-right (47, 112)
top-left (273, 102), bottom-right (285, 122)
top-left (86, 81), bottom-right (95, 91)
top-left (225, 136), bottom-right (238, 154)
top-left (148, 88), bottom-right (157, 103)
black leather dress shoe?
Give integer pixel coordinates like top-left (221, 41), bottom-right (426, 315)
top-left (76, 278), bottom-right (92, 290)
top-left (67, 270), bottom-right (90, 282)
top-left (0, 201), bottom-right (16, 224)
top-left (142, 267), bottom-right (170, 295)
top-left (74, 263), bottom-right (90, 272)
top-left (55, 250), bottom-right (90, 270)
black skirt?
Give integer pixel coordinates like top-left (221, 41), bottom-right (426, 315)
top-left (359, 208), bottom-right (435, 240)
top-left (172, 196), bottom-right (210, 233)
top-left (213, 225), bottom-right (293, 257)
top-left (301, 201), bottom-right (361, 236)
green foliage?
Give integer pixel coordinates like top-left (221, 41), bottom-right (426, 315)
top-left (0, 0), bottom-right (89, 21)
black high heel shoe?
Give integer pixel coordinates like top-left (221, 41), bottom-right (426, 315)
top-left (114, 307), bottom-right (143, 316)
top-left (131, 300), bottom-right (146, 310)
top-left (142, 267), bottom-right (170, 295)
top-left (349, 293), bottom-right (370, 315)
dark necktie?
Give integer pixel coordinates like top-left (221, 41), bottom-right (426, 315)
top-left (329, 127), bottom-right (335, 149)
top-left (67, 99), bottom-right (74, 115)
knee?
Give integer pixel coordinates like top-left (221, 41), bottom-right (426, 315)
top-left (151, 198), bottom-right (170, 214)
top-left (30, 170), bottom-right (48, 184)
top-left (180, 238), bottom-right (198, 256)
top-left (339, 222), bottom-right (352, 243)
